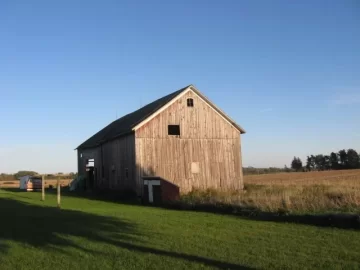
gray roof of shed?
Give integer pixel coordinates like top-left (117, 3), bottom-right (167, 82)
top-left (76, 84), bottom-right (245, 150)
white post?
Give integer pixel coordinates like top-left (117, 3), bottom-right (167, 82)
top-left (42, 175), bottom-right (45, 201)
top-left (57, 178), bottom-right (61, 209)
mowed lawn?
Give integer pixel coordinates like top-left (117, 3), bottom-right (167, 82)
top-left (0, 190), bottom-right (359, 270)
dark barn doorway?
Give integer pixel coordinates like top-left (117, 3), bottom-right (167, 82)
top-left (85, 158), bottom-right (95, 190)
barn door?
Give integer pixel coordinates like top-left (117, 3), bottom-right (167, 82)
top-left (143, 185), bottom-right (149, 202)
top-left (152, 185), bottom-right (162, 204)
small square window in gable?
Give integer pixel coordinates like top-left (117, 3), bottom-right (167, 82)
top-left (187, 98), bottom-right (194, 107)
top-left (168, 125), bottom-right (180, 136)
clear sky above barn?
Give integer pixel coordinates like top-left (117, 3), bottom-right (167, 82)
top-left (0, 1), bottom-right (359, 173)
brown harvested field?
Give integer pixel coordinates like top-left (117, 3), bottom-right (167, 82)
top-left (244, 169), bottom-right (360, 187)
top-left (181, 170), bottom-right (360, 214)
top-left (0, 179), bottom-right (72, 189)
top-left (240, 170), bottom-right (360, 213)
top-left (241, 170), bottom-right (360, 212)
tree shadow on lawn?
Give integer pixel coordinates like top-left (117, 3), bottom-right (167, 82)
top-left (0, 197), bottom-right (252, 270)
top-left (16, 187), bottom-right (359, 231)
top-left (242, 211), bottom-right (360, 230)
top-left (166, 203), bottom-right (360, 230)
top-left (0, 197), bottom-right (137, 254)
top-left (57, 189), bottom-right (360, 231)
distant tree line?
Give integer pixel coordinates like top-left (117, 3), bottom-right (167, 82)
top-left (0, 171), bottom-right (77, 181)
top-left (243, 167), bottom-right (290, 175)
top-left (0, 173), bottom-right (16, 181)
top-left (244, 149), bottom-right (360, 175)
top-left (291, 149), bottom-right (360, 172)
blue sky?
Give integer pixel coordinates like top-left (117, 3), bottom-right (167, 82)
top-left (1, 1), bottom-right (359, 173)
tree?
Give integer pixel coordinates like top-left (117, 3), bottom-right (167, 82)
top-left (324, 155), bottom-right (331, 170)
top-left (346, 149), bottom-right (360, 169)
top-left (338, 149), bottom-right (347, 168)
top-left (306, 155), bottom-right (316, 171)
top-left (314, 155), bottom-right (325, 171)
top-left (306, 156), bottom-right (311, 171)
top-left (330, 152), bottom-right (339, 170)
top-left (68, 172), bottom-right (78, 179)
top-left (0, 173), bottom-right (15, 181)
top-left (291, 157), bottom-right (303, 171)
top-left (14, 171), bottom-right (38, 179)
top-left (310, 155), bottom-right (316, 170)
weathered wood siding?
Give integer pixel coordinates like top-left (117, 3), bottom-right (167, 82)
top-left (100, 133), bottom-right (136, 191)
top-left (135, 90), bottom-right (243, 194)
top-left (77, 133), bottom-right (136, 191)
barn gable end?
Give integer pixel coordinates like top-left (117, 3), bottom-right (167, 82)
top-left (134, 87), bottom-right (244, 194)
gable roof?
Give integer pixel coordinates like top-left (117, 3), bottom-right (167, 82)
top-left (76, 84), bottom-right (245, 150)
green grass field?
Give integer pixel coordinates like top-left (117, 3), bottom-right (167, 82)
top-left (0, 189), bottom-right (359, 270)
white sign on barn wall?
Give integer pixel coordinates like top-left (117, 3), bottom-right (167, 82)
top-left (86, 159), bottom-right (95, 167)
top-left (144, 180), bottom-right (161, 203)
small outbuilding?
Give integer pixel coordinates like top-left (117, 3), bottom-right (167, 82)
top-left (19, 175), bottom-right (42, 191)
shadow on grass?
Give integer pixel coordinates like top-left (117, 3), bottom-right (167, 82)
top-left (246, 211), bottom-right (360, 230)
top-left (0, 188), bottom-right (25, 193)
top-left (212, 209), bottom-right (358, 230)
top-left (36, 187), bottom-right (360, 231)
top-left (0, 195), bottom-right (252, 269)
top-left (9, 186), bottom-right (359, 231)
top-left (163, 203), bottom-right (360, 230)
top-left (0, 197), bottom-right (137, 254)
top-left (54, 191), bottom-right (360, 230)
top-left (42, 187), bottom-right (360, 231)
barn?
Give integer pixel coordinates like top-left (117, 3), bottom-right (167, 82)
top-left (76, 85), bottom-right (245, 203)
